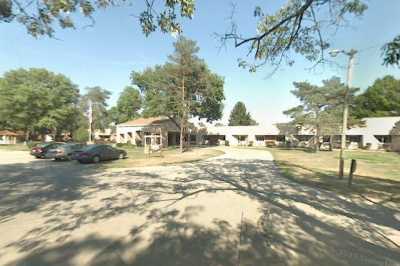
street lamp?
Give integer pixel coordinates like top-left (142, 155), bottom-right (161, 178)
top-left (329, 48), bottom-right (357, 179)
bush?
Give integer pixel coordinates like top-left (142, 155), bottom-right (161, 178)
top-left (27, 141), bottom-right (41, 148)
top-left (116, 143), bottom-right (137, 149)
top-left (73, 127), bottom-right (89, 143)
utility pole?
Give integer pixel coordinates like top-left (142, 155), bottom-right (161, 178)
top-left (88, 99), bottom-right (93, 144)
top-left (332, 49), bottom-right (357, 178)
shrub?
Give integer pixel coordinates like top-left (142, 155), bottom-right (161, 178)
top-left (73, 127), bottom-right (89, 143)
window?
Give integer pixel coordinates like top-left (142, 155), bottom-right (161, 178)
top-left (255, 135), bottom-right (265, 141)
top-left (374, 135), bottom-right (392, 143)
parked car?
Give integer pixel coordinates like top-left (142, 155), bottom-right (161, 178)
top-left (320, 142), bottom-right (332, 151)
top-left (45, 143), bottom-right (86, 160)
top-left (76, 144), bottom-right (127, 164)
top-left (30, 142), bottom-right (65, 158)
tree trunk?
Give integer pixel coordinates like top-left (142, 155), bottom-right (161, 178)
top-left (315, 125), bottom-right (320, 152)
top-left (180, 77), bottom-right (185, 153)
top-left (24, 129), bottom-right (30, 142)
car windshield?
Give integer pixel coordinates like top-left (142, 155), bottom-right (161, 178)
top-left (36, 143), bottom-right (53, 148)
top-left (80, 145), bottom-right (102, 152)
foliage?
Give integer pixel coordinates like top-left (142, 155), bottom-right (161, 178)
top-left (0, 68), bottom-right (79, 139)
top-left (0, 0), bottom-right (195, 37)
top-left (283, 77), bottom-right (359, 149)
top-left (73, 126), bottom-right (89, 142)
top-left (382, 35), bottom-right (400, 67)
top-left (228, 101), bottom-right (257, 126)
top-left (131, 36), bottom-right (225, 123)
top-left (220, 0), bottom-right (367, 71)
top-left (80, 86), bottom-right (111, 131)
top-left (391, 121), bottom-right (400, 135)
top-left (353, 75), bottom-right (400, 118)
top-left (110, 86), bottom-right (142, 124)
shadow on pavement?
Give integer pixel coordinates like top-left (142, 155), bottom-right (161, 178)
top-left (2, 156), bottom-right (400, 266)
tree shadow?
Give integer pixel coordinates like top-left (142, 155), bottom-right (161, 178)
top-left (275, 160), bottom-right (400, 204)
top-left (2, 155), bottom-right (400, 266)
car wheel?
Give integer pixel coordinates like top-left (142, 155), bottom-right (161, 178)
top-left (93, 156), bottom-right (100, 163)
top-left (119, 153), bottom-right (124, 159)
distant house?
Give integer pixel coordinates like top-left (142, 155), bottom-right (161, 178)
top-left (0, 130), bottom-right (18, 144)
top-left (116, 116), bottom-right (182, 147)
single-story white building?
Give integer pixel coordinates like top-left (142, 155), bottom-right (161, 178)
top-left (347, 116), bottom-right (400, 150)
top-left (115, 116), bottom-right (400, 150)
top-left (116, 116), bottom-right (182, 147)
top-left (204, 125), bottom-right (285, 146)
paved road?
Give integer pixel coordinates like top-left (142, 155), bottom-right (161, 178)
top-left (0, 148), bottom-right (399, 266)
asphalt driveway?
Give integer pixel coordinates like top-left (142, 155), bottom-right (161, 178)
top-left (0, 148), bottom-right (399, 266)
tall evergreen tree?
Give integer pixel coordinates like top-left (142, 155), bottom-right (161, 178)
top-left (228, 102), bottom-right (257, 126)
top-left (132, 36), bottom-right (225, 152)
top-left (284, 77), bottom-right (358, 151)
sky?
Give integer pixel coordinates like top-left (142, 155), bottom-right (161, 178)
top-left (1, 0), bottom-right (400, 125)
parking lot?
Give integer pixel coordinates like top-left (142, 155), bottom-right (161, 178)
top-left (0, 149), bottom-right (399, 266)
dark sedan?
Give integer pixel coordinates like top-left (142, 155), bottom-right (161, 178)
top-left (45, 143), bottom-right (86, 160)
top-left (30, 142), bottom-right (65, 158)
top-left (76, 144), bottom-right (127, 164)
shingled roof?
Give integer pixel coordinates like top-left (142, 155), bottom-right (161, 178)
top-left (0, 130), bottom-right (18, 136)
top-left (117, 116), bottom-right (171, 127)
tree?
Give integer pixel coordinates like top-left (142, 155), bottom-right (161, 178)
top-left (132, 36), bottom-right (225, 152)
top-left (383, 35), bottom-right (400, 67)
top-left (228, 101), bottom-right (257, 126)
top-left (391, 120), bottom-right (400, 135)
top-left (220, 0), bottom-right (368, 72)
top-left (0, 0), bottom-right (195, 37)
top-left (110, 86), bottom-right (142, 124)
top-left (283, 77), bottom-right (358, 151)
top-left (80, 86), bottom-right (111, 138)
top-left (0, 68), bottom-right (79, 140)
top-left (353, 75), bottom-right (400, 118)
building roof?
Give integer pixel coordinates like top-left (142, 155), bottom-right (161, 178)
top-left (117, 116), bottom-right (171, 127)
top-left (347, 116), bottom-right (400, 136)
top-left (0, 130), bottom-right (18, 136)
top-left (206, 124), bottom-right (281, 136)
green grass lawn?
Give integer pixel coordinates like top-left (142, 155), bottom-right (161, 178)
top-left (243, 146), bottom-right (400, 204)
top-left (0, 144), bottom-right (29, 151)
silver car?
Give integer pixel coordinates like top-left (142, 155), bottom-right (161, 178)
top-left (46, 143), bottom-right (86, 161)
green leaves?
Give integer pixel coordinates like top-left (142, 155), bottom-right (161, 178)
top-left (111, 86), bottom-right (142, 123)
top-left (131, 36), bottom-right (224, 122)
top-left (222, 0), bottom-right (367, 72)
top-left (382, 35), bottom-right (400, 67)
top-left (284, 77), bottom-right (355, 135)
top-left (228, 101), bottom-right (257, 126)
top-left (0, 68), bottom-right (79, 136)
top-left (353, 75), bottom-right (400, 118)
top-left (3, 0), bottom-right (195, 37)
